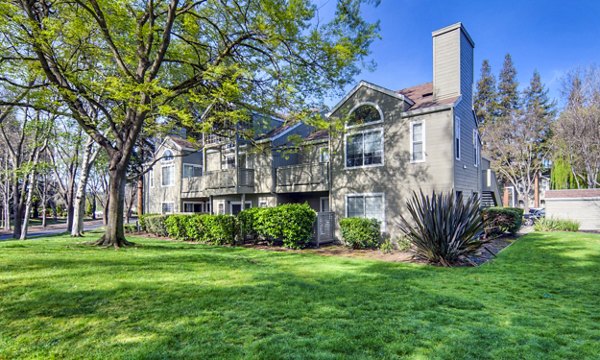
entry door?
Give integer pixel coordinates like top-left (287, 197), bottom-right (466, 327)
top-left (320, 197), bottom-right (330, 212)
top-left (230, 201), bottom-right (252, 215)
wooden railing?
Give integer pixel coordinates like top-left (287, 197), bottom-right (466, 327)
top-left (276, 162), bottom-right (329, 187)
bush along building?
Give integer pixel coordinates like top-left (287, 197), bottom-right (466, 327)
top-left (143, 23), bottom-right (501, 242)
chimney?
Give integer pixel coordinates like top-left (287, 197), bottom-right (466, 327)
top-left (432, 22), bottom-right (475, 103)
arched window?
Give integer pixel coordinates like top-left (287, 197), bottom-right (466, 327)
top-left (347, 104), bottom-right (382, 127)
top-left (162, 149), bottom-right (174, 162)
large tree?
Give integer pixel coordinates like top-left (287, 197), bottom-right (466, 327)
top-left (0, 0), bottom-right (379, 247)
top-left (473, 59), bottom-right (498, 145)
top-left (497, 54), bottom-right (520, 119)
top-left (553, 66), bottom-right (600, 188)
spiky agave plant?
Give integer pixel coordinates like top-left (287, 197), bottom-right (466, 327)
top-left (398, 190), bottom-right (485, 266)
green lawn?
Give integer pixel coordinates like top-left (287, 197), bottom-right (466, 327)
top-left (0, 232), bottom-right (598, 359)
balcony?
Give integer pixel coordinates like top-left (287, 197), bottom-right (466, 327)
top-left (181, 168), bottom-right (255, 197)
top-left (276, 162), bottom-right (329, 193)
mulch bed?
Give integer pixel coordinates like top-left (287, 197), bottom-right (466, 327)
top-left (136, 231), bottom-right (518, 267)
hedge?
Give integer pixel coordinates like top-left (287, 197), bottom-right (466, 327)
top-left (142, 214), bottom-right (170, 236)
top-left (238, 203), bottom-right (316, 249)
top-left (164, 213), bottom-right (238, 245)
top-left (339, 217), bottom-right (381, 249)
top-left (482, 207), bottom-right (523, 236)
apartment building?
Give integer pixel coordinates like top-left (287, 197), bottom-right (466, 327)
top-left (144, 22), bottom-right (501, 240)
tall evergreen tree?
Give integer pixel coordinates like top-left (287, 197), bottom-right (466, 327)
top-left (474, 60), bottom-right (498, 124)
top-left (523, 70), bottom-right (556, 120)
top-left (497, 54), bottom-right (520, 118)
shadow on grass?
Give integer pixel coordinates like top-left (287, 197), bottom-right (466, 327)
top-left (0, 232), bottom-right (598, 358)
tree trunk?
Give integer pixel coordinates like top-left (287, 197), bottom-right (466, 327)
top-left (92, 165), bottom-right (133, 248)
top-left (41, 174), bottom-right (47, 227)
top-left (137, 177), bottom-right (143, 218)
top-left (72, 138), bottom-right (98, 237)
top-left (12, 177), bottom-right (22, 239)
top-left (91, 196), bottom-right (96, 220)
top-left (20, 172), bottom-right (37, 240)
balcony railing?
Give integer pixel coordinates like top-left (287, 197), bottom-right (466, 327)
top-left (182, 168), bottom-right (255, 196)
top-left (276, 162), bottom-right (329, 192)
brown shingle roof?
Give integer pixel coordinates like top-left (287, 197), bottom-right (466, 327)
top-left (397, 82), bottom-right (460, 111)
top-left (255, 121), bottom-right (299, 141)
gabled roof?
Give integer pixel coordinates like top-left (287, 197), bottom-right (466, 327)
top-left (304, 129), bottom-right (329, 142)
top-left (255, 121), bottom-right (303, 143)
top-left (397, 82), bottom-right (460, 111)
top-left (327, 80), bottom-right (414, 117)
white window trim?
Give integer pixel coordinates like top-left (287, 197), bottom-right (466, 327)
top-left (183, 163), bottom-right (203, 177)
top-left (318, 146), bottom-right (329, 163)
top-left (161, 149), bottom-right (174, 163)
top-left (473, 129), bottom-right (480, 167)
top-left (455, 116), bottom-right (461, 161)
top-left (161, 164), bottom-right (175, 187)
top-left (320, 197), bottom-right (329, 212)
top-left (344, 127), bottom-right (385, 170)
top-left (161, 202), bottom-right (175, 214)
top-left (183, 201), bottom-right (204, 213)
top-left (229, 201), bottom-right (252, 214)
top-left (149, 169), bottom-right (155, 188)
top-left (344, 192), bottom-right (386, 232)
top-left (409, 120), bottom-right (426, 163)
top-left (345, 102), bottom-right (384, 130)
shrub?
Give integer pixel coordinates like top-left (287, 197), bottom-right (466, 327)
top-left (186, 214), bottom-right (207, 242)
top-left (165, 214), bottom-right (192, 240)
top-left (238, 207), bottom-right (262, 242)
top-left (534, 218), bottom-right (580, 232)
top-left (202, 215), bottom-right (238, 245)
top-left (123, 223), bottom-right (138, 234)
top-left (143, 215), bottom-right (170, 236)
top-left (379, 238), bottom-right (395, 253)
top-left (339, 217), bottom-right (381, 249)
top-left (482, 207), bottom-right (523, 236)
top-left (240, 204), bottom-right (316, 249)
top-left (398, 190), bottom-right (484, 266)
top-left (395, 236), bottom-right (412, 251)
top-left (139, 213), bottom-right (159, 232)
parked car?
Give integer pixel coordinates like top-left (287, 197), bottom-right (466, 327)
top-left (523, 208), bottom-right (545, 226)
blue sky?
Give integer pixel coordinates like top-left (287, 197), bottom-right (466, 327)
top-left (319, 0), bottom-right (600, 108)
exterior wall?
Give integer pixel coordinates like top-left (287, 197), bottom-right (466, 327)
top-left (211, 193), bottom-right (276, 214)
top-left (277, 191), bottom-right (329, 212)
top-left (250, 146), bottom-right (274, 193)
top-left (545, 198), bottom-right (600, 230)
top-left (453, 101), bottom-right (481, 198)
top-left (329, 86), bottom-right (454, 238)
top-left (145, 143), bottom-right (184, 214)
top-left (433, 28), bottom-right (460, 100)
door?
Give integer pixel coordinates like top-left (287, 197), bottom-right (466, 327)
top-left (230, 201), bottom-right (252, 215)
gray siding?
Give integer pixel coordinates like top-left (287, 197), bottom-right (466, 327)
top-left (433, 29), bottom-right (460, 100)
top-left (330, 85), bottom-right (454, 238)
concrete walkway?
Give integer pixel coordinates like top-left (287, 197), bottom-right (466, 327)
top-left (0, 220), bottom-right (104, 241)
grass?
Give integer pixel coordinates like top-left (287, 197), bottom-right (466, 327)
top-left (0, 231), bottom-right (599, 359)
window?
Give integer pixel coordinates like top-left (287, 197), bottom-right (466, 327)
top-left (473, 129), bottom-right (479, 167)
top-left (161, 202), bottom-right (174, 214)
top-left (410, 121), bottom-right (425, 162)
top-left (347, 103), bottom-right (382, 127)
top-left (345, 129), bottom-right (383, 168)
top-left (183, 202), bottom-right (204, 213)
top-left (222, 154), bottom-right (236, 169)
top-left (148, 169), bottom-right (154, 188)
top-left (205, 202), bottom-right (211, 214)
top-left (259, 200), bottom-right (268, 208)
top-left (318, 146), bottom-right (329, 163)
top-left (161, 165), bottom-right (174, 186)
top-left (455, 116), bottom-right (461, 160)
top-left (217, 203), bottom-right (225, 215)
top-left (346, 193), bottom-right (384, 229)
top-left (183, 164), bottom-right (203, 178)
top-left (162, 149), bottom-right (174, 162)
top-left (320, 197), bottom-right (329, 212)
